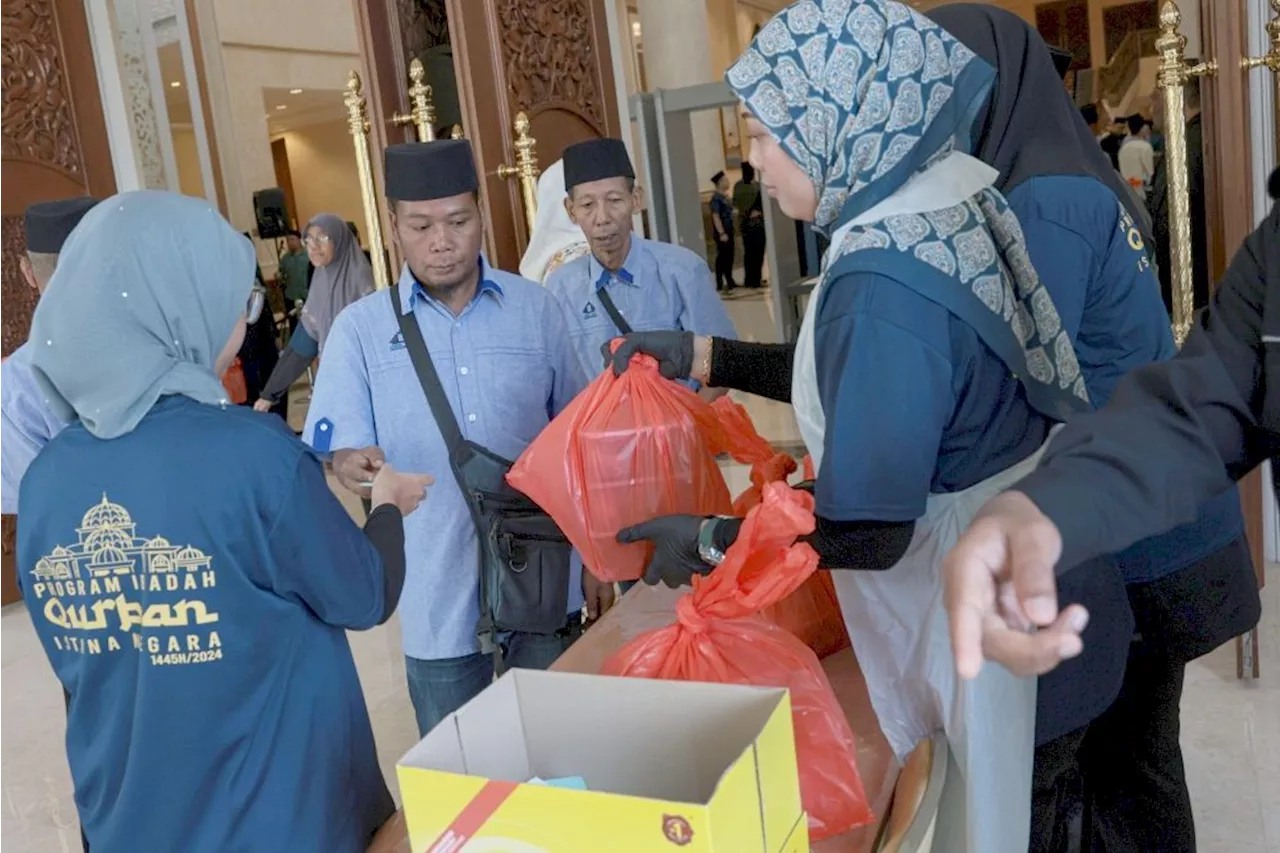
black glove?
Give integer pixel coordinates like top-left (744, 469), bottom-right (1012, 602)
top-left (616, 514), bottom-right (715, 589)
top-left (601, 331), bottom-right (695, 380)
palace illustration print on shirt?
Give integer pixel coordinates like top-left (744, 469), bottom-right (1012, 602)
top-left (28, 494), bottom-right (222, 665)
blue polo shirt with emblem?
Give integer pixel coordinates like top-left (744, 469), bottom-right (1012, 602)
top-left (303, 258), bottom-right (589, 661)
top-left (544, 235), bottom-right (738, 380)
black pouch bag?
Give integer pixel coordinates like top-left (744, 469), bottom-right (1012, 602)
top-left (390, 284), bottom-right (572, 650)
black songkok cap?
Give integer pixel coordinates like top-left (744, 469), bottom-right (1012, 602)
top-left (24, 197), bottom-right (100, 254)
top-left (1047, 45), bottom-right (1072, 79)
top-left (562, 138), bottom-right (634, 191)
top-left (711, 170), bottom-right (726, 186)
top-left (385, 139), bottom-right (479, 201)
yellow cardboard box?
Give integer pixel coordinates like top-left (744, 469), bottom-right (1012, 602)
top-left (397, 669), bottom-right (808, 853)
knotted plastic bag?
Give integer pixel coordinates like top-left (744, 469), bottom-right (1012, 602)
top-left (507, 350), bottom-right (731, 582)
top-left (602, 483), bottom-right (873, 839)
top-left (714, 399), bottom-right (851, 659)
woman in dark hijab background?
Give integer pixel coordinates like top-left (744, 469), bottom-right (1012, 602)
top-left (237, 234), bottom-right (285, 418)
top-left (930, 6), bottom-right (1259, 850)
top-left (254, 213), bottom-right (375, 414)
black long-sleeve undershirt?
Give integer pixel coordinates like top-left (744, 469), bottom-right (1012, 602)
top-left (362, 504), bottom-right (406, 624)
top-left (708, 338), bottom-right (796, 402)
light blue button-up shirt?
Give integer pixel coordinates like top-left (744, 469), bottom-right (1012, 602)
top-left (303, 258), bottom-right (589, 660)
top-left (544, 236), bottom-right (739, 379)
top-left (2, 342), bottom-right (69, 514)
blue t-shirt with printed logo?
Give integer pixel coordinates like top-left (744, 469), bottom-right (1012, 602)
top-left (1005, 175), bottom-right (1243, 583)
top-left (17, 396), bottom-right (393, 852)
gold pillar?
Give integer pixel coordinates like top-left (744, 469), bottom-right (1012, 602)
top-left (391, 58), bottom-right (437, 142)
top-left (1242, 0), bottom-right (1280, 72)
top-left (498, 112), bottom-right (540, 239)
top-left (450, 124), bottom-right (464, 139)
top-left (1155, 1), bottom-right (1216, 346)
top-left (344, 70), bottom-right (391, 291)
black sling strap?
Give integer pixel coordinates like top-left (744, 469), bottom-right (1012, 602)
top-left (596, 285), bottom-right (633, 336)
top-left (389, 283), bottom-right (466, 458)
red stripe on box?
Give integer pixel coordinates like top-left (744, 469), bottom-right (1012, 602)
top-left (425, 780), bottom-right (520, 853)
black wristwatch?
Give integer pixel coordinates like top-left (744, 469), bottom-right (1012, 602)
top-left (697, 517), bottom-right (732, 566)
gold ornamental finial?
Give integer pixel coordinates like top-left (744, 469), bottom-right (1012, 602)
top-left (498, 112), bottom-right (541, 239)
top-left (450, 124), bottom-right (464, 139)
top-left (391, 58), bottom-right (437, 141)
top-left (1241, 0), bottom-right (1280, 72)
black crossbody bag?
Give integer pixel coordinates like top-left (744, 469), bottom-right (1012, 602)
top-left (596, 286), bottom-right (633, 335)
top-left (390, 284), bottom-right (572, 651)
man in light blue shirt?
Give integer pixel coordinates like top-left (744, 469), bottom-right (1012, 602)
top-left (545, 138), bottom-right (738, 391)
top-left (303, 140), bottom-right (598, 736)
top-left (2, 197), bottom-right (100, 515)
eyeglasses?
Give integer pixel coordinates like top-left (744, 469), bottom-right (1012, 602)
top-left (304, 234), bottom-right (331, 248)
top-left (246, 285), bottom-right (266, 325)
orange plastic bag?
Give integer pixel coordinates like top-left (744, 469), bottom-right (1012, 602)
top-left (714, 400), bottom-right (851, 659)
top-left (602, 483), bottom-right (873, 839)
top-left (221, 357), bottom-right (248, 404)
top-left (508, 351), bottom-right (731, 582)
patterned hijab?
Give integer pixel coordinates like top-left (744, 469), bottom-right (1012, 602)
top-left (300, 213), bottom-right (374, 352)
top-left (727, 0), bottom-right (1090, 420)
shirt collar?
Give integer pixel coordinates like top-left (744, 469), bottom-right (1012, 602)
top-left (398, 255), bottom-right (506, 313)
top-left (588, 235), bottom-right (641, 290)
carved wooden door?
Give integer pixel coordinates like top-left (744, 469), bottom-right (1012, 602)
top-left (354, 0), bottom-right (622, 272)
top-left (1, 0), bottom-right (117, 604)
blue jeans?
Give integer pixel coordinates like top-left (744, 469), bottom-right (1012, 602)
top-left (405, 620), bottom-right (583, 737)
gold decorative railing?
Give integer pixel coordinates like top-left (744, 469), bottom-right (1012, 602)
top-left (391, 58), bottom-right (437, 142)
top-left (1155, 1), bottom-right (1216, 346)
top-left (1099, 27), bottom-right (1160, 108)
top-left (344, 70), bottom-right (391, 291)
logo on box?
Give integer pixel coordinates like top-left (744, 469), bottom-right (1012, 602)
top-left (662, 814), bottom-right (693, 846)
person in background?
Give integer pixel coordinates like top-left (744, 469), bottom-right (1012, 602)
top-left (1118, 113), bottom-right (1155, 202)
top-left (1082, 104), bottom-right (1124, 171)
top-left (347, 220), bottom-right (374, 265)
top-left (608, 2), bottom-right (1134, 846)
top-left (279, 228), bottom-right (312, 330)
top-left (303, 139), bottom-right (604, 737)
top-left (1151, 79), bottom-right (1208, 313)
top-left (253, 214), bottom-right (374, 413)
top-left (544, 137), bottom-right (737, 395)
top-left (734, 162), bottom-right (766, 289)
top-left (237, 235), bottom-right (284, 419)
top-left (2, 197), bottom-right (98, 515)
top-left (519, 159), bottom-right (589, 284)
top-left (926, 8), bottom-right (1256, 849)
top-left (710, 170), bottom-right (737, 291)
top-left (18, 190), bottom-right (434, 853)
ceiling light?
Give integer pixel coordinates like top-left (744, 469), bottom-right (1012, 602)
top-left (170, 81), bottom-right (182, 88)
top-left (631, 21), bottom-right (641, 37)
top-left (275, 104), bottom-right (287, 110)
top-left (289, 88), bottom-right (303, 95)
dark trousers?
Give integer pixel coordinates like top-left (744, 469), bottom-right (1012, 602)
top-left (714, 236), bottom-right (736, 290)
top-left (404, 618), bottom-right (583, 737)
top-left (1029, 535), bottom-right (1258, 852)
top-left (63, 689), bottom-right (90, 853)
top-left (742, 225), bottom-right (766, 289)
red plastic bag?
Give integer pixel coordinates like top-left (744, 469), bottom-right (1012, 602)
top-left (221, 358), bottom-right (248, 404)
top-left (508, 351), bottom-right (731, 582)
top-left (712, 396), bottom-right (797, 515)
top-left (602, 483), bottom-right (873, 839)
top-left (714, 400), bottom-right (851, 659)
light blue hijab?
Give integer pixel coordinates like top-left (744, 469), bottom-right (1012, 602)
top-left (29, 191), bottom-right (256, 439)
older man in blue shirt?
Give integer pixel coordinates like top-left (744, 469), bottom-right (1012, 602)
top-left (303, 140), bottom-right (598, 736)
top-left (1, 197), bottom-right (100, 515)
top-left (545, 138), bottom-right (737, 393)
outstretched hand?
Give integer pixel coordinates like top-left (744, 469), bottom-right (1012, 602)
top-left (943, 491), bottom-right (1088, 680)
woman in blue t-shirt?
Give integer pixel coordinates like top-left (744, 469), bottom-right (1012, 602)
top-left (610, 2), bottom-right (1135, 848)
top-left (18, 191), bottom-right (432, 853)
top-left (930, 7), bottom-right (1259, 850)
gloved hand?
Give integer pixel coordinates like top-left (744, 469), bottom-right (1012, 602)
top-left (617, 514), bottom-right (718, 589)
top-left (601, 331), bottom-right (695, 381)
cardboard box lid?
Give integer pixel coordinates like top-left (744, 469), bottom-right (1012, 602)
top-left (400, 670), bottom-right (788, 805)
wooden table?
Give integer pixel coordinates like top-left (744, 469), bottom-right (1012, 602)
top-left (369, 584), bottom-right (901, 853)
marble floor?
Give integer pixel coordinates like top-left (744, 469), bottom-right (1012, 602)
top-left (2, 291), bottom-right (1277, 851)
